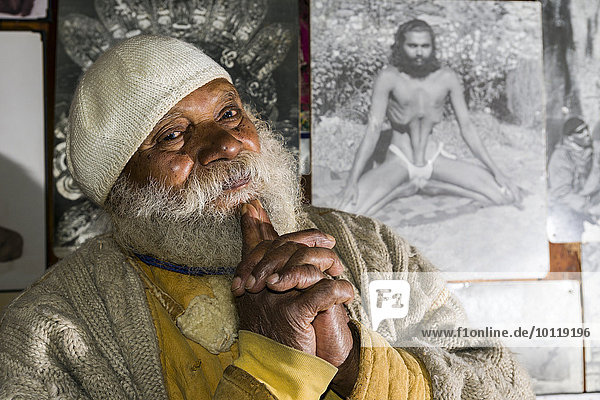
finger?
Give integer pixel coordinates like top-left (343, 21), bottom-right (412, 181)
top-left (236, 228), bottom-right (338, 293)
top-left (244, 241), bottom-right (306, 293)
top-left (240, 202), bottom-right (264, 255)
top-left (232, 240), bottom-right (273, 296)
top-left (267, 264), bottom-right (330, 291)
top-left (250, 199), bottom-right (278, 240)
top-left (278, 229), bottom-right (336, 249)
top-left (268, 247), bottom-right (344, 286)
top-left (291, 279), bottom-right (355, 319)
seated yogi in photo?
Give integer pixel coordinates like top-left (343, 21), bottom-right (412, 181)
top-left (0, 36), bottom-right (534, 399)
top-left (337, 19), bottom-right (522, 215)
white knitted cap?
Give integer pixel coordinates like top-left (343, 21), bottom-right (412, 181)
top-left (66, 35), bottom-right (232, 205)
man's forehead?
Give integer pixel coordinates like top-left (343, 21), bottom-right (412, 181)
top-left (404, 30), bottom-right (432, 42)
top-left (167, 78), bottom-right (239, 112)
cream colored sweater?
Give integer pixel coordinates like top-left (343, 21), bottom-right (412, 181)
top-left (0, 207), bottom-right (534, 399)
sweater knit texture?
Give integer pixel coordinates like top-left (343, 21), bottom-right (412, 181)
top-left (0, 206), bottom-right (534, 399)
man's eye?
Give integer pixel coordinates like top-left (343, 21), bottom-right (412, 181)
top-left (222, 109), bottom-right (239, 120)
top-left (162, 131), bottom-right (182, 141)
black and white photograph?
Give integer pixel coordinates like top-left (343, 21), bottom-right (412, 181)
top-left (0, 0), bottom-right (48, 19)
top-left (544, 0), bottom-right (600, 243)
top-left (582, 242), bottom-right (600, 392)
top-left (0, 32), bottom-right (46, 290)
top-left (311, 0), bottom-right (548, 279)
top-left (52, 0), bottom-right (299, 257)
top-left (448, 280), bottom-right (585, 395)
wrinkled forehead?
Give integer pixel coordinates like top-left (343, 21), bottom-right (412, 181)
top-left (166, 78), bottom-right (240, 112)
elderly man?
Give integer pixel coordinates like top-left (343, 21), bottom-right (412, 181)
top-left (0, 36), bottom-right (533, 399)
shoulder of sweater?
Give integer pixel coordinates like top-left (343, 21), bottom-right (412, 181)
top-left (302, 204), bottom-right (372, 221)
top-left (300, 205), bottom-right (438, 274)
top-left (1, 234), bottom-right (130, 320)
top-left (39, 233), bottom-right (128, 287)
top-left (301, 205), bottom-right (413, 249)
top-left (301, 204), bottom-right (392, 230)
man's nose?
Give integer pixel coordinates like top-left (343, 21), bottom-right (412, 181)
top-left (189, 123), bottom-right (243, 165)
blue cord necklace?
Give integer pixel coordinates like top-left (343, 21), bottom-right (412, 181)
top-left (134, 253), bottom-right (236, 276)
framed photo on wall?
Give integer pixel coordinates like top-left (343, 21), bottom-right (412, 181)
top-left (311, 0), bottom-right (549, 280)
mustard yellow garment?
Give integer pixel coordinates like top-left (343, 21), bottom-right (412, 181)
top-left (138, 261), bottom-right (431, 399)
top-left (139, 262), bottom-right (238, 399)
top-left (347, 324), bottom-right (432, 399)
top-left (138, 261), bottom-right (334, 399)
top-left (233, 330), bottom-right (337, 399)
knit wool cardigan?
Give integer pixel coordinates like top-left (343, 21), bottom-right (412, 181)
top-left (0, 207), bottom-right (534, 399)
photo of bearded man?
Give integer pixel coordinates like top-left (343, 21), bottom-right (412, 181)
top-left (311, 0), bottom-right (548, 280)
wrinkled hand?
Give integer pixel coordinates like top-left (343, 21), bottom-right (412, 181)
top-left (233, 199), bottom-right (355, 372)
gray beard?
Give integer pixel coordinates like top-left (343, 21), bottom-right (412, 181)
top-left (104, 119), bottom-right (301, 269)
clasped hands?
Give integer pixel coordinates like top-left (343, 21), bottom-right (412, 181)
top-left (231, 199), bottom-right (359, 396)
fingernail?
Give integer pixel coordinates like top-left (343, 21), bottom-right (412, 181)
top-left (249, 199), bottom-right (261, 211)
top-left (266, 273), bottom-right (279, 284)
top-left (245, 203), bottom-right (258, 218)
top-left (245, 275), bottom-right (256, 289)
top-left (231, 276), bottom-right (242, 291)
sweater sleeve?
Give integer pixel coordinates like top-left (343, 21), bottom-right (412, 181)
top-left (1, 237), bottom-right (170, 400)
top-left (0, 287), bottom-right (129, 400)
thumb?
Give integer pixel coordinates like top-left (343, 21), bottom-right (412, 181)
top-left (250, 199), bottom-right (278, 240)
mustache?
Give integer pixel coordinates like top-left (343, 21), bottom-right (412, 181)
top-left (185, 150), bottom-right (258, 198)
